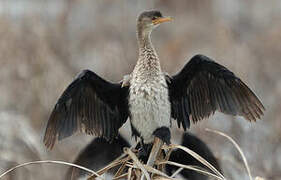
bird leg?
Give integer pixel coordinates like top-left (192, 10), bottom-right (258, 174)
top-left (153, 127), bottom-right (171, 145)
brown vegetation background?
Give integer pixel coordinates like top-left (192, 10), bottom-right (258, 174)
top-left (0, 0), bottom-right (280, 179)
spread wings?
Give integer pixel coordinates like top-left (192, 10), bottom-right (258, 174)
top-left (43, 70), bottom-right (129, 149)
top-left (167, 54), bottom-right (265, 130)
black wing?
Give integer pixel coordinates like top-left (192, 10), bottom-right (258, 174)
top-left (43, 70), bottom-right (129, 149)
top-left (168, 54), bottom-right (265, 130)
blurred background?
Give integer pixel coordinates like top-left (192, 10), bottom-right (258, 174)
top-left (0, 0), bottom-right (280, 179)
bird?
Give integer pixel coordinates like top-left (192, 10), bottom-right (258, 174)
top-left (43, 10), bottom-right (265, 151)
top-left (65, 133), bottom-right (221, 180)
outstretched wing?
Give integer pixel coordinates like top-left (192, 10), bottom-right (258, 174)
top-left (167, 54), bottom-right (265, 130)
top-left (43, 69), bottom-right (129, 149)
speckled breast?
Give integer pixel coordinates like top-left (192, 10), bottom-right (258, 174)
top-left (129, 76), bottom-right (171, 143)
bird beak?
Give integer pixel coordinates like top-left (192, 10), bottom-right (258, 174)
top-left (152, 17), bottom-right (172, 25)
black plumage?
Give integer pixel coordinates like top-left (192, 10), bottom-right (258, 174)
top-left (168, 54), bottom-right (265, 130)
top-left (43, 70), bottom-right (129, 149)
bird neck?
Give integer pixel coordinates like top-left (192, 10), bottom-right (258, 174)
top-left (135, 27), bottom-right (161, 75)
top-left (137, 27), bottom-right (153, 49)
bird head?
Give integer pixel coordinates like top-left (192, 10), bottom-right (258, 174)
top-left (137, 10), bottom-right (172, 36)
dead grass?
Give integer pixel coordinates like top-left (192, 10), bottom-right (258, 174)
top-left (0, 129), bottom-right (267, 180)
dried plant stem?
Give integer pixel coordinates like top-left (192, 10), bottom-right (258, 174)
top-left (113, 172), bottom-right (129, 180)
top-left (163, 146), bottom-right (173, 162)
top-left (124, 163), bottom-right (173, 179)
top-left (124, 147), bottom-right (151, 180)
top-left (88, 156), bottom-right (129, 179)
top-left (167, 144), bottom-right (225, 179)
top-left (146, 137), bottom-right (163, 167)
top-left (170, 167), bottom-right (183, 178)
top-left (142, 165), bottom-right (172, 179)
top-left (141, 137), bottom-right (163, 180)
top-left (206, 128), bottom-right (253, 180)
top-left (114, 158), bottom-right (128, 178)
top-left (0, 160), bottom-right (102, 179)
top-left (127, 167), bottom-right (132, 180)
top-left (157, 161), bottom-right (224, 180)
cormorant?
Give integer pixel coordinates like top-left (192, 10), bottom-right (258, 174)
top-left (43, 10), bottom-right (264, 150)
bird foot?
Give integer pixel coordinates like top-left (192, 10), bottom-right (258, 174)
top-left (153, 127), bottom-right (171, 145)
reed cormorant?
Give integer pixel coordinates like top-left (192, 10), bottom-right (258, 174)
top-left (43, 10), bottom-right (264, 150)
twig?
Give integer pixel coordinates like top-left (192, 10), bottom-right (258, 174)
top-left (124, 162), bottom-right (174, 179)
top-left (88, 156), bottom-right (129, 179)
top-left (163, 144), bottom-right (173, 162)
top-left (170, 167), bottom-right (183, 178)
top-left (0, 160), bottom-right (103, 179)
top-left (206, 128), bottom-right (253, 180)
top-left (167, 144), bottom-right (224, 179)
top-left (156, 144), bottom-right (173, 173)
top-left (127, 167), bottom-right (132, 180)
top-left (143, 165), bottom-right (173, 179)
top-left (124, 147), bottom-right (151, 180)
top-left (113, 172), bottom-right (128, 180)
top-left (114, 158), bottom-right (128, 178)
top-left (141, 137), bottom-right (163, 180)
top-left (146, 137), bottom-right (163, 167)
top-left (157, 161), bottom-right (224, 180)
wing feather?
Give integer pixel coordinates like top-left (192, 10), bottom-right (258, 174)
top-left (168, 54), bottom-right (265, 129)
top-left (43, 69), bottom-right (129, 149)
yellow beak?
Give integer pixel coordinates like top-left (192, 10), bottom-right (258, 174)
top-left (152, 17), bottom-right (172, 25)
